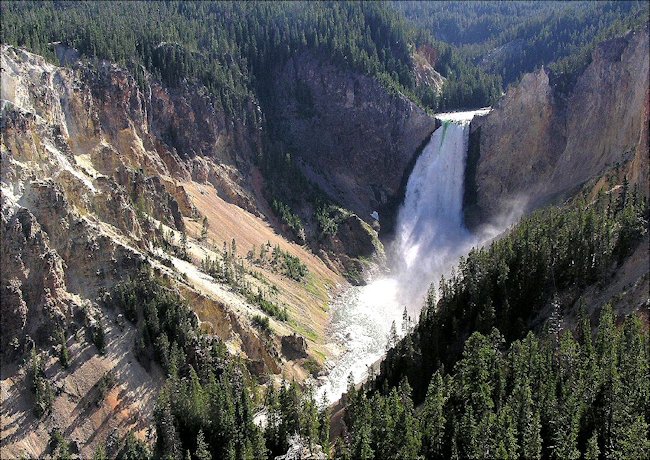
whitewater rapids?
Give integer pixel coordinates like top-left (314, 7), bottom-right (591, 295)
top-left (317, 108), bottom-right (490, 404)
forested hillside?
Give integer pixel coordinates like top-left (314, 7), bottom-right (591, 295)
top-left (343, 306), bottom-right (649, 459)
top-left (340, 183), bottom-right (649, 459)
top-left (0, 1), bottom-right (501, 113)
top-left (394, 0), bottom-right (649, 90)
top-left (377, 186), bottom-right (648, 402)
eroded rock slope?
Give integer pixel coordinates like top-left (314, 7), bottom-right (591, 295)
top-left (466, 27), bottom-right (649, 226)
top-left (1, 40), bottom-right (434, 457)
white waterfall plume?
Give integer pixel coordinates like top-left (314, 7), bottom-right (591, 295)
top-left (318, 108), bottom-right (490, 404)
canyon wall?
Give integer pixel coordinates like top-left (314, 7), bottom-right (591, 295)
top-left (268, 51), bottom-right (436, 220)
top-left (466, 27), bottom-right (649, 227)
top-left (1, 42), bottom-right (432, 457)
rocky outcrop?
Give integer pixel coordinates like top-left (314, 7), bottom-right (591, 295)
top-left (1, 43), bottom-right (260, 368)
top-left (281, 333), bottom-right (309, 360)
top-left (268, 51), bottom-right (436, 219)
top-left (0, 203), bottom-right (69, 352)
top-left (413, 46), bottom-right (446, 95)
top-left (274, 434), bottom-right (327, 460)
top-left (333, 215), bottom-right (380, 259)
top-left (1, 44), bottom-right (260, 211)
top-left (0, 41), bottom-right (439, 456)
top-left (466, 27), bottom-right (649, 227)
top-left (553, 31), bottom-right (649, 196)
top-left (1, 44), bottom-right (284, 458)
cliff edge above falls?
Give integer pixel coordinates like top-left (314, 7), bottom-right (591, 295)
top-left (465, 27), bottom-right (649, 228)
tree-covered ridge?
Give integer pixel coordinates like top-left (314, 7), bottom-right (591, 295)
top-left (376, 184), bottom-right (648, 403)
top-left (0, 0), bottom-right (501, 112)
top-left (394, 0), bottom-right (649, 88)
top-left (95, 267), bottom-right (329, 459)
top-left (343, 306), bottom-right (650, 459)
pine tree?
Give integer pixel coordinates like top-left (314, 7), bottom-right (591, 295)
top-left (511, 376), bottom-right (541, 459)
top-left (395, 380), bottom-right (422, 459)
top-left (300, 386), bottom-right (320, 452)
top-left (585, 431), bottom-right (600, 459)
top-left (495, 404), bottom-right (519, 459)
top-left (350, 400), bottom-right (374, 460)
top-left (422, 371), bottom-right (447, 458)
top-left (608, 315), bottom-right (650, 459)
top-left (195, 430), bottom-right (211, 460)
top-left (180, 230), bottom-right (189, 259)
top-left (552, 333), bottom-right (582, 460)
top-left (57, 327), bottom-right (70, 368)
top-left (200, 216), bottom-right (209, 242)
top-left (92, 443), bottom-right (107, 460)
top-left (387, 321), bottom-right (399, 350)
top-left (154, 388), bottom-right (182, 460)
top-left (318, 394), bottom-right (331, 457)
top-left (264, 383), bottom-right (282, 455)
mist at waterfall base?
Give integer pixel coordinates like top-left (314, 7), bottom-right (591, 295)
top-left (317, 108), bottom-right (514, 405)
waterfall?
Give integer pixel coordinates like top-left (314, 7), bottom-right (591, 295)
top-left (391, 111), bottom-right (481, 310)
top-left (318, 108), bottom-right (489, 404)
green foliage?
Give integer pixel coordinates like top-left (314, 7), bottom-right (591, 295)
top-left (200, 216), bottom-right (209, 242)
top-left (194, 430), bottom-right (211, 460)
top-left (350, 184), bottom-right (648, 459)
top-left (421, 371), bottom-right (447, 458)
top-left (50, 430), bottom-right (71, 460)
top-left (111, 268), bottom-right (267, 459)
top-left (154, 223), bottom-right (186, 261)
top-left (251, 314), bottom-right (271, 334)
top-left (247, 291), bottom-right (288, 322)
top-left (378, 188), bottom-right (648, 403)
top-left (178, 231), bottom-right (190, 261)
top-left (96, 370), bottom-right (116, 406)
top-left (118, 433), bottom-right (151, 460)
top-left (394, 0), bottom-right (649, 90)
top-left (425, 42), bottom-right (503, 110)
top-left (91, 318), bottom-right (107, 354)
top-left (253, 242), bottom-right (308, 283)
top-left (315, 204), bottom-right (344, 239)
top-left (108, 267), bottom-right (210, 377)
top-left (281, 252), bottom-right (308, 282)
top-left (272, 200), bottom-right (305, 242)
top-left (92, 443), bottom-right (108, 460)
top-left (344, 379), bottom-right (421, 459)
top-left (344, 307), bottom-right (650, 459)
top-left (29, 349), bottom-right (54, 418)
top-left (154, 365), bottom-right (266, 460)
top-left (0, 1), bottom-right (424, 120)
top-left (56, 327), bottom-right (70, 369)
top-left (264, 382), bottom-right (325, 457)
top-left (201, 248), bottom-right (290, 321)
top-left (302, 358), bottom-right (322, 378)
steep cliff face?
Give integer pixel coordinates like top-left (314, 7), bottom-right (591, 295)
top-left (466, 27), bottom-right (649, 226)
top-left (268, 51), bottom-right (436, 219)
top-left (554, 31), bottom-right (649, 196)
top-left (0, 45), bottom-right (338, 457)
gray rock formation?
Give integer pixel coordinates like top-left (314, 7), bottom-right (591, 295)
top-left (269, 51), bottom-right (436, 219)
top-left (274, 434), bottom-right (326, 460)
